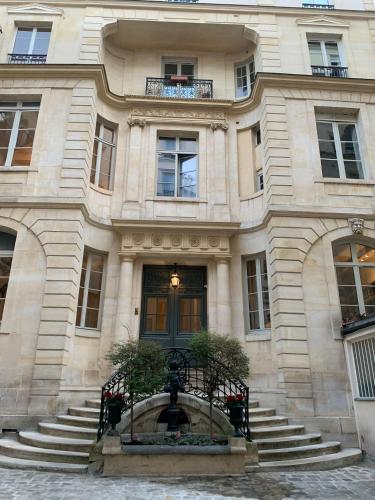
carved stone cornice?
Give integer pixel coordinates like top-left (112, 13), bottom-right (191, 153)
top-left (210, 121), bottom-right (229, 132)
top-left (127, 117), bottom-right (146, 127)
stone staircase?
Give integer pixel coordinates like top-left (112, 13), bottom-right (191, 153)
top-left (0, 398), bottom-right (362, 473)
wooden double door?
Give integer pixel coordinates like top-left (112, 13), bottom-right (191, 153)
top-left (140, 265), bottom-right (207, 348)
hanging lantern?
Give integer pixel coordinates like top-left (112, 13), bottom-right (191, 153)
top-left (170, 263), bottom-right (180, 289)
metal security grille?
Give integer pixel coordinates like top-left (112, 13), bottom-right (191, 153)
top-left (352, 337), bottom-right (375, 398)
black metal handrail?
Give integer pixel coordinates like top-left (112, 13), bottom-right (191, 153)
top-left (8, 53), bottom-right (47, 64)
top-left (145, 77), bottom-right (213, 99)
top-left (97, 347), bottom-right (251, 441)
top-left (302, 2), bottom-right (334, 8)
top-left (311, 65), bottom-right (348, 78)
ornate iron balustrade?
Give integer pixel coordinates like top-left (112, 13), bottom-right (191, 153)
top-left (302, 2), bottom-right (334, 8)
top-left (311, 65), bottom-right (348, 78)
top-left (97, 347), bottom-right (251, 441)
top-left (8, 54), bottom-right (47, 64)
top-left (146, 77), bottom-right (213, 99)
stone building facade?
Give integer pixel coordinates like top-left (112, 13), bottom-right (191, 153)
top-left (0, 0), bottom-right (375, 455)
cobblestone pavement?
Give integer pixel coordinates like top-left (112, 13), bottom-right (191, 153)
top-left (0, 458), bottom-right (374, 500)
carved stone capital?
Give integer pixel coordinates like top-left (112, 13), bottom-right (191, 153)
top-left (127, 117), bottom-right (146, 128)
top-left (210, 121), bottom-right (229, 132)
top-left (348, 217), bottom-right (364, 235)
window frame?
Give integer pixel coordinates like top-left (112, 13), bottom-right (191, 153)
top-left (316, 119), bottom-right (364, 180)
top-left (76, 250), bottom-right (106, 331)
top-left (162, 58), bottom-right (196, 78)
top-left (91, 118), bottom-right (117, 191)
top-left (156, 134), bottom-right (199, 199)
top-left (234, 57), bottom-right (255, 99)
top-left (12, 26), bottom-right (51, 56)
top-left (308, 39), bottom-right (344, 68)
top-left (243, 253), bottom-right (271, 333)
top-left (0, 100), bottom-right (40, 167)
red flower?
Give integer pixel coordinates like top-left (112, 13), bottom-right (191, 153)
top-left (114, 393), bottom-right (124, 401)
top-left (104, 391), bottom-right (112, 399)
top-left (236, 394), bottom-right (244, 401)
top-left (226, 395), bottom-right (236, 403)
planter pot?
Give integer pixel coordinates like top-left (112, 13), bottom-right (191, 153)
top-left (107, 401), bottom-right (124, 432)
top-left (227, 404), bottom-right (245, 436)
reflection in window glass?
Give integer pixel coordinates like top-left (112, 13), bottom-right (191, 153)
top-left (76, 250), bottom-right (105, 329)
top-left (245, 253), bottom-right (271, 331)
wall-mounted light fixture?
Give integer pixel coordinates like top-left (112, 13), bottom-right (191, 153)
top-left (170, 263), bottom-right (180, 289)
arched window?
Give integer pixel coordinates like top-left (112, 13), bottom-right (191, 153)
top-left (333, 241), bottom-right (375, 323)
top-left (0, 231), bottom-right (16, 321)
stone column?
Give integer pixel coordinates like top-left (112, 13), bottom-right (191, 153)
top-left (215, 257), bottom-right (232, 335)
top-left (114, 254), bottom-right (135, 343)
top-left (125, 118), bottom-right (145, 202)
top-left (211, 122), bottom-right (228, 206)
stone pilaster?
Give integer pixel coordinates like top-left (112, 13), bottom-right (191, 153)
top-left (114, 254), bottom-right (136, 343)
top-left (215, 256), bottom-right (232, 336)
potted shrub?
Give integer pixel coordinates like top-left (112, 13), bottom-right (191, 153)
top-left (226, 394), bottom-right (246, 436)
top-left (104, 392), bottom-right (125, 433)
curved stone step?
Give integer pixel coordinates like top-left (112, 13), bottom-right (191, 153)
top-left (248, 400), bottom-right (259, 409)
top-left (249, 407), bottom-right (276, 417)
top-left (86, 399), bottom-right (101, 409)
top-left (19, 431), bottom-right (94, 453)
top-left (69, 406), bottom-right (100, 419)
top-left (251, 424), bottom-right (305, 439)
top-left (0, 439), bottom-right (89, 464)
top-left (246, 448), bottom-right (363, 472)
top-left (258, 441), bottom-right (341, 462)
top-left (57, 415), bottom-right (99, 429)
top-left (0, 454), bottom-right (88, 473)
top-left (38, 422), bottom-right (97, 440)
top-left (254, 433), bottom-right (322, 450)
top-left (250, 416), bottom-right (288, 428)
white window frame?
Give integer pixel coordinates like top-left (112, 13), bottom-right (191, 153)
top-left (162, 58), bottom-right (196, 78)
top-left (156, 135), bottom-right (198, 198)
top-left (0, 101), bottom-right (39, 167)
top-left (243, 253), bottom-right (271, 333)
top-left (308, 39), bottom-right (344, 68)
top-left (234, 57), bottom-right (255, 99)
top-left (317, 120), bottom-right (364, 180)
top-left (13, 27), bottom-right (51, 55)
top-left (256, 170), bottom-right (264, 192)
top-left (91, 119), bottom-right (116, 191)
top-left (76, 251), bottom-right (106, 330)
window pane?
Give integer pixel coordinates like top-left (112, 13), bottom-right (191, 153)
top-left (308, 41), bottom-right (324, 66)
top-left (13, 28), bottom-right (33, 54)
top-left (157, 153), bottom-right (175, 196)
top-left (341, 305), bottom-right (360, 323)
top-left (342, 141), bottom-right (360, 161)
top-left (0, 131), bottom-right (11, 148)
top-left (19, 110), bottom-right (39, 129)
top-left (89, 270), bottom-right (103, 291)
top-left (158, 137), bottom-right (176, 151)
top-left (333, 243), bottom-right (352, 263)
top-left (87, 290), bottom-right (101, 309)
top-left (0, 258), bottom-right (13, 277)
top-left (102, 125), bottom-right (115, 144)
top-left (249, 310), bottom-right (260, 330)
top-left (181, 64), bottom-right (194, 77)
top-left (33, 29), bottom-right (51, 55)
top-left (357, 245), bottom-right (375, 263)
top-left (321, 159), bottom-right (340, 178)
top-left (319, 140), bottom-right (337, 159)
top-left (85, 308), bottom-right (99, 328)
top-left (145, 296), bottom-right (168, 333)
top-left (359, 268), bottom-right (375, 285)
top-left (325, 42), bottom-right (341, 66)
top-left (236, 64), bottom-right (248, 97)
top-left (0, 149), bottom-right (8, 165)
top-left (362, 287), bottom-right (375, 306)
top-left (248, 292), bottom-right (258, 311)
top-left (0, 111), bottom-right (15, 130)
top-left (317, 122), bottom-right (334, 141)
top-left (344, 161), bottom-right (363, 180)
top-left (338, 123), bottom-right (357, 143)
top-left (15, 130), bottom-right (35, 148)
top-left (263, 309), bottom-right (271, 329)
top-left (336, 267), bottom-right (355, 285)
top-left (338, 286), bottom-right (359, 305)
top-left (246, 259), bottom-right (256, 278)
top-left (164, 63), bottom-right (178, 77)
top-left (76, 306), bottom-right (82, 326)
top-left (91, 139), bottom-right (99, 183)
top-left (179, 138), bottom-right (197, 152)
top-left (11, 148), bottom-right (33, 166)
top-left (178, 154), bottom-right (197, 198)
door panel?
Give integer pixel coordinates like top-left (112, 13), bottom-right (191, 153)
top-left (140, 266), bottom-right (206, 348)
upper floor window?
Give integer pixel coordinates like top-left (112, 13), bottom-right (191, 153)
top-left (76, 250), bottom-right (105, 330)
top-left (0, 231), bottom-right (16, 322)
top-left (0, 101), bottom-right (39, 167)
top-left (91, 119), bottom-right (116, 191)
top-left (244, 253), bottom-right (271, 331)
top-left (308, 39), bottom-right (347, 77)
top-left (163, 59), bottom-right (195, 79)
top-left (156, 135), bottom-right (198, 198)
top-left (333, 241), bottom-right (375, 324)
top-left (316, 120), bottom-right (363, 180)
top-left (303, 0), bottom-right (334, 8)
top-left (235, 57), bottom-right (255, 99)
top-left (9, 27), bottom-right (51, 64)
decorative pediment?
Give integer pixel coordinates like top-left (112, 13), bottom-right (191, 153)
top-left (7, 3), bottom-right (63, 16)
top-left (296, 16), bottom-right (349, 28)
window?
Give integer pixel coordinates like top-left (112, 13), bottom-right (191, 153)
top-left (156, 135), bottom-right (198, 198)
top-left (256, 170), bottom-right (264, 191)
top-left (303, 0), bottom-right (334, 8)
top-left (245, 253), bottom-right (271, 331)
top-left (333, 241), bottom-right (375, 324)
top-left (91, 119), bottom-right (116, 190)
top-left (76, 250), bottom-right (105, 329)
top-left (0, 101), bottom-right (39, 167)
top-left (10, 27), bottom-right (51, 63)
top-left (163, 60), bottom-right (195, 79)
top-left (255, 126), bottom-right (261, 146)
top-left (316, 121), bottom-right (363, 179)
top-left (0, 232), bottom-right (16, 322)
top-left (352, 337), bottom-right (375, 399)
top-left (235, 57), bottom-right (255, 99)
top-left (308, 40), bottom-right (341, 67)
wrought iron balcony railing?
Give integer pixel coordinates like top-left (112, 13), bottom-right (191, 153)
top-left (8, 53), bottom-right (47, 64)
top-left (302, 2), bottom-right (334, 8)
top-left (146, 77), bottom-right (213, 99)
top-left (311, 65), bottom-right (348, 78)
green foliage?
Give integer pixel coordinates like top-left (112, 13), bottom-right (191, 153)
top-left (189, 330), bottom-right (250, 381)
top-left (106, 339), bottom-right (166, 396)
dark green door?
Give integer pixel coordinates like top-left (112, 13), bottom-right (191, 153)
top-left (140, 265), bottom-right (207, 348)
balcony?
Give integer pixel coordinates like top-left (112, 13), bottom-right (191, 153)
top-left (146, 77), bottom-right (213, 99)
top-left (302, 2), bottom-right (334, 8)
top-left (311, 65), bottom-right (348, 78)
top-left (8, 54), bottom-right (47, 64)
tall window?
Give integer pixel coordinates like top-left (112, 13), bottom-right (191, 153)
top-left (91, 119), bottom-right (116, 190)
top-left (0, 101), bottom-right (39, 167)
top-left (10, 27), bottom-right (51, 63)
top-left (76, 250), bottom-right (105, 329)
top-left (0, 232), bottom-right (16, 321)
top-left (235, 57), bottom-right (255, 99)
top-left (333, 241), bottom-right (375, 324)
top-left (245, 253), bottom-right (271, 331)
top-left (316, 121), bottom-right (363, 179)
top-left (352, 337), bottom-right (375, 399)
top-left (156, 135), bottom-right (198, 198)
top-left (308, 40), bottom-right (342, 67)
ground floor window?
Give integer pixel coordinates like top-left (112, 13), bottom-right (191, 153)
top-left (76, 250), bottom-right (105, 329)
top-left (0, 231), bottom-right (16, 321)
top-left (352, 337), bottom-right (375, 398)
